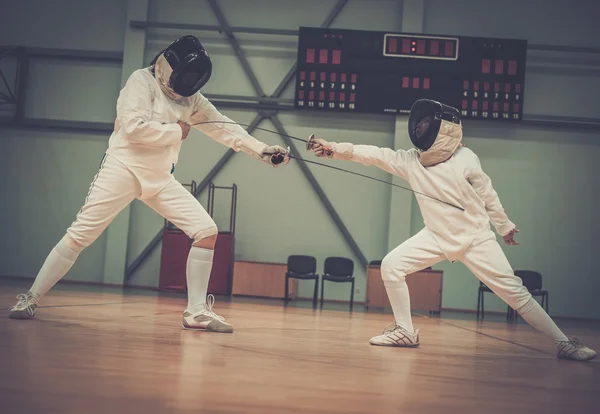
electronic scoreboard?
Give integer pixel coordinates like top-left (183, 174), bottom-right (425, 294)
top-left (294, 27), bottom-right (528, 122)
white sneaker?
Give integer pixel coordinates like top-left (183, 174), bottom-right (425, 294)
top-left (181, 294), bottom-right (233, 333)
top-left (369, 324), bottom-right (420, 347)
top-left (556, 337), bottom-right (597, 361)
top-left (8, 292), bottom-right (40, 319)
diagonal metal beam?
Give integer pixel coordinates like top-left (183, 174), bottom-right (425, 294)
top-left (321, 0), bottom-right (350, 27)
top-left (272, 0), bottom-right (348, 98)
top-left (270, 64), bottom-right (298, 100)
top-left (269, 115), bottom-right (368, 268)
top-left (125, 113), bottom-right (266, 282)
top-left (207, 0), bottom-right (266, 97)
top-left (0, 67), bottom-right (15, 101)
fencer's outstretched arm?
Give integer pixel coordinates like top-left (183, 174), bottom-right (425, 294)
top-left (189, 95), bottom-right (268, 159)
top-left (116, 72), bottom-right (184, 146)
top-left (465, 151), bottom-right (516, 236)
top-left (310, 138), bottom-right (412, 181)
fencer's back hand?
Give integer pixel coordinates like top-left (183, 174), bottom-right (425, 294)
top-left (261, 145), bottom-right (290, 168)
top-left (178, 121), bottom-right (191, 140)
top-left (307, 135), bottom-right (334, 158)
top-left (502, 228), bottom-right (520, 246)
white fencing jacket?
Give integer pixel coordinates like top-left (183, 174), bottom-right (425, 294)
top-left (331, 142), bottom-right (515, 261)
top-left (106, 68), bottom-right (268, 199)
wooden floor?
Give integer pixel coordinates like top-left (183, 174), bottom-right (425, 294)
top-left (1, 279), bottom-right (599, 414)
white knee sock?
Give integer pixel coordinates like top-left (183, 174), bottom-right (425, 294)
top-left (30, 236), bottom-right (80, 298)
top-left (185, 246), bottom-right (214, 314)
top-left (517, 297), bottom-right (568, 342)
top-left (383, 278), bottom-right (414, 332)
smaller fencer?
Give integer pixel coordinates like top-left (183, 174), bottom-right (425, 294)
top-left (8, 35), bottom-right (290, 332)
top-left (307, 99), bottom-right (596, 362)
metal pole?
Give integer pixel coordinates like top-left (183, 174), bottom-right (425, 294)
top-left (129, 20), bottom-right (299, 36)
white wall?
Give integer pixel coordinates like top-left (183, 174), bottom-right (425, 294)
top-left (0, 0), bottom-right (126, 51)
top-left (0, 130), bottom-right (109, 283)
top-left (1, 0), bottom-right (599, 318)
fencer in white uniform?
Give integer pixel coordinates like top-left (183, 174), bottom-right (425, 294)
top-left (8, 35), bottom-right (290, 333)
top-left (308, 99), bottom-right (596, 361)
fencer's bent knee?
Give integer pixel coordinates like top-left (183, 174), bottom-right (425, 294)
top-left (190, 225), bottom-right (218, 243)
top-left (381, 255), bottom-right (407, 283)
top-left (509, 287), bottom-right (534, 313)
top-left (516, 296), bottom-right (536, 314)
top-left (193, 233), bottom-right (218, 249)
top-left (57, 235), bottom-right (83, 260)
top-left (489, 274), bottom-right (533, 312)
top-left (190, 217), bottom-right (218, 248)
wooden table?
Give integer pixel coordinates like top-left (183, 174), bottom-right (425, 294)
top-left (232, 260), bottom-right (297, 299)
top-left (366, 264), bottom-right (443, 314)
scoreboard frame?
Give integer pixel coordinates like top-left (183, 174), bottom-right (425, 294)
top-left (294, 26), bottom-right (528, 122)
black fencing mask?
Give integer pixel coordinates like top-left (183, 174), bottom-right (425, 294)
top-left (408, 99), bottom-right (461, 151)
top-left (151, 35), bottom-right (212, 97)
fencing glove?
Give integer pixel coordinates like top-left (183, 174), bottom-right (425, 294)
top-left (261, 145), bottom-right (290, 167)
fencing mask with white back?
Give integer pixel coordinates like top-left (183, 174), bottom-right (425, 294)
top-left (151, 35), bottom-right (212, 99)
top-left (408, 99), bottom-right (463, 166)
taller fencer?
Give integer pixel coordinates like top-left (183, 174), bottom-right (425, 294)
top-left (308, 99), bottom-right (596, 361)
top-left (8, 35), bottom-right (290, 332)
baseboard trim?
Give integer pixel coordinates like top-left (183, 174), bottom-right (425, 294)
top-left (0, 275), bottom-right (159, 292)
top-left (231, 294), bottom-right (291, 301)
top-left (295, 296), bottom-right (366, 305)
top-left (440, 307), bottom-right (506, 316)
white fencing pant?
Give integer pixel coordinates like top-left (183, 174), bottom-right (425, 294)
top-left (30, 154), bottom-right (217, 300)
top-left (381, 227), bottom-right (568, 342)
top-left (66, 154), bottom-right (217, 249)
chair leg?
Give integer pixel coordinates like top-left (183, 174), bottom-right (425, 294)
top-left (284, 276), bottom-right (289, 306)
top-left (320, 278), bottom-right (325, 309)
top-left (350, 280), bottom-right (355, 312)
top-left (507, 307), bottom-right (516, 322)
top-left (545, 293), bottom-right (549, 313)
top-left (481, 292), bottom-right (485, 319)
top-left (476, 289), bottom-right (481, 319)
top-left (313, 278), bottom-right (318, 309)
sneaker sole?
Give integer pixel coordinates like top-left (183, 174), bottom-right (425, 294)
top-left (181, 322), bottom-right (233, 333)
top-left (8, 312), bottom-right (36, 320)
top-left (369, 341), bottom-right (420, 348)
top-left (558, 353), bottom-right (597, 362)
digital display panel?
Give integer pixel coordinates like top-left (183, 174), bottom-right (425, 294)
top-left (295, 27), bottom-right (528, 122)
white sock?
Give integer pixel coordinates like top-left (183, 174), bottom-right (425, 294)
top-left (517, 297), bottom-right (568, 343)
top-left (383, 278), bottom-right (415, 332)
top-left (185, 246), bottom-right (214, 314)
top-left (30, 236), bottom-right (80, 298)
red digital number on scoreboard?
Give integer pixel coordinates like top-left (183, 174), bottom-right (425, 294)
top-left (383, 34), bottom-right (459, 61)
